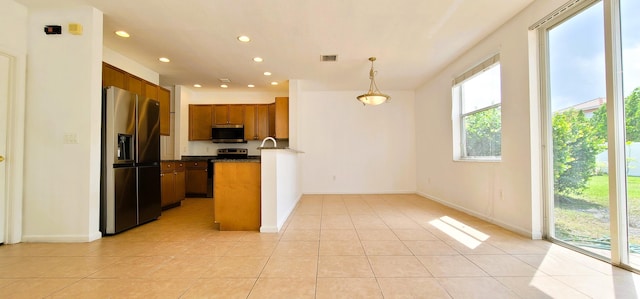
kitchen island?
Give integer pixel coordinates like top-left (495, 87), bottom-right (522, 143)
top-left (213, 159), bottom-right (261, 231)
top-left (258, 146), bottom-right (303, 232)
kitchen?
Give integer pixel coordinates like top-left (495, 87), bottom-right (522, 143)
top-left (101, 62), bottom-right (296, 234)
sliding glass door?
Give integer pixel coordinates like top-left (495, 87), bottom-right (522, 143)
top-left (544, 0), bottom-right (640, 270)
top-left (546, 1), bottom-right (611, 259)
top-left (620, 0), bottom-right (640, 268)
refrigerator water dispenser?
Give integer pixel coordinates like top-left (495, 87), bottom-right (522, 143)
top-left (117, 134), bottom-right (133, 161)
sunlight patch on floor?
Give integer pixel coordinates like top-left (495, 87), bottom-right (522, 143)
top-left (429, 216), bottom-right (489, 249)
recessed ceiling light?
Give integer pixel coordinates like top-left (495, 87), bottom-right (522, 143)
top-left (248, 84), bottom-right (255, 88)
top-left (237, 35), bottom-right (251, 42)
top-left (115, 30), bottom-right (130, 38)
top-left (271, 82), bottom-right (278, 86)
top-left (263, 72), bottom-right (272, 76)
top-left (159, 57), bottom-right (170, 63)
top-left (220, 84), bottom-right (229, 88)
top-left (193, 84), bottom-right (202, 88)
top-left (253, 57), bottom-right (263, 62)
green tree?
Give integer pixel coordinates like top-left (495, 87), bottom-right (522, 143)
top-left (591, 87), bottom-right (640, 143)
top-left (465, 107), bottom-right (501, 156)
top-left (553, 109), bottom-right (604, 195)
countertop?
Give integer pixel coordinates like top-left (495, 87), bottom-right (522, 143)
top-left (257, 147), bottom-right (304, 153)
top-left (178, 155), bottom-right (261, 163)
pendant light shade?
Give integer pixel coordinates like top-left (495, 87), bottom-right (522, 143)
top-left (356, 57), bottom-right (390, 106)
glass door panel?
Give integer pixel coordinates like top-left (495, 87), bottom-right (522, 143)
top-left (548, 2), bottom-right (611, 258)
top-left (620, 0), bottom-right (640, 268)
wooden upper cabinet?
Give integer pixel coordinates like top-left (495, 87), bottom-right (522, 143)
top-left (229, 105), bottom-right (245, 124)
top-left (256, 104), bottom-right (270, 140)
top-left (243, 104), bottom-right (270, 140)
top-left (144, 81), bottom-right (158, 100)
top-left (158, 87), bottom-right (170, 136)
top-left (244, 105), bottom-right (257, 140)
top-left (102, 62), bottom-right (126, 89)
top-left (268, 103), bottom-right (276, 138)
top-left (213, 104), bottom-right (244, 125)
top-left (189, 105), bottom-right (213, 140)
top-left (102, 62), bottom-right (171, 136)
top-left (212, 105), bottom-right (228, 125)
top-left (275, 97), bottom-right (289, 139)
top-left (126, 75), bottom-right (144, 96)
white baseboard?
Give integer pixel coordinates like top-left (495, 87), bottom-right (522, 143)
top-left (260, 226), bottom-right (279, 233)
top-left (22, 231), bottom-right (102, 243)
top-left (416, 191), bottom-right (535, 239)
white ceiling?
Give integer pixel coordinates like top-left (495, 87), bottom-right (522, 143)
top-left (15, 0), bottom-right (535, 92)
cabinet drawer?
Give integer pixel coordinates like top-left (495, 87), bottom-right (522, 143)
top-left (161, 161), bottom-right (175, 173)
top-left (185, 161), bottom-right (207, 169)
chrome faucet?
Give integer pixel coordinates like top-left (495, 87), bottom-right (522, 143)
top-left (260, 137), bottom-right (277, 148)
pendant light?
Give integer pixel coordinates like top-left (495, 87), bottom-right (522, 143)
top-left (356, 57), bottom-right (390, 106)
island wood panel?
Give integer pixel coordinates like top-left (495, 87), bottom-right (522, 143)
top-left (214, 162), bottom-right (261, 231)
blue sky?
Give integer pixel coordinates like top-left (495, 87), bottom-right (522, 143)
top-left (548, 0), bottom-right (640, 112)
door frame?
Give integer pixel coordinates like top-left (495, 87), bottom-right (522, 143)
top-left (0, 46), bottom-right (26, 244)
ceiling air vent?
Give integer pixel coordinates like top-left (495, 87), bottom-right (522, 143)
top-left (321, 55), bottom-right (338, 62)
top-left (218, 78), bottom-right (231, 83)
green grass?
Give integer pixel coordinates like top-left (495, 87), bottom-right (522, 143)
top-left (555, 175), bottom-right (640, 248)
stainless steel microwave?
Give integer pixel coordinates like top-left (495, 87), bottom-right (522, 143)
top-left (211, 124), bottom-right (245, 143)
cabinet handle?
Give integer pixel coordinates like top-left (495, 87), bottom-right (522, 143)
top-left (205, 169), bottom-right (207, 172)
top-left (160, 173), bottom-right (164, 177)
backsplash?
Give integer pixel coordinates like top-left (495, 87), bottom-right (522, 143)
top-left (185, 139), bottom-right (289, 157)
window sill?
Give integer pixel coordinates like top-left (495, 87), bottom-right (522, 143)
top-left (454, 157), bottom-right (501, 163)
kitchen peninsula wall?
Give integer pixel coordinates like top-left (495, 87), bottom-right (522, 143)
top-left (177, 88), bottom-right (289, 157)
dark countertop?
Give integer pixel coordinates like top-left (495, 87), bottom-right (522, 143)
top-left (214, 159), bottom-right (261, 163)
top-left (180, 155), bottom-right (261, 162)
top-left (181, 155), bottom-right (217, 161)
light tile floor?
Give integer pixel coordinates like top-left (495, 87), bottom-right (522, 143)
top-left (1, 194), bottom-right (640, 298)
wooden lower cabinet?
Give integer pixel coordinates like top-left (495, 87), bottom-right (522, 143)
top-left (214, 162), bottom-right (261, 231)
top-left (185, 161), bottom-right (208, 196)
top-left (161, 161), bottom-right (185, 210)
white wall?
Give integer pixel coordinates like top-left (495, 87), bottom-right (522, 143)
top-left (177, 88), bottom-right (289, 157)
top-left (297, 88), bottom-right (416, 194)
top-left (22, 6), bottom-right (103, 242)
top-left (415, 0), bottom-right (566, 238)
top-left (0, 0), bottom-right (28, 244)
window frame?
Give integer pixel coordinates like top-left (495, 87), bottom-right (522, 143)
top-left (452, 54), bottom-right (502, 162)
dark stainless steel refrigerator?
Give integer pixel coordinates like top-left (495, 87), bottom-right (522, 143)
top-left (100, 86), bottom-right (161, 235)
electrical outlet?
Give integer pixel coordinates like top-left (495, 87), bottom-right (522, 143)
top-left (64, 133), bottom-right (79, 144)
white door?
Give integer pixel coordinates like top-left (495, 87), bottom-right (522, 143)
top-left (0, 52), bottom-right (10, 244)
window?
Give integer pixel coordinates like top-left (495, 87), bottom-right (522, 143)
top-left (453, 55), bottom-right (502, 160)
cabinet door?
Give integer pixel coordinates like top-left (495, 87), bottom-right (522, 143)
top-left (257, 104), bottom-right (270, 140)
top-left (212, 105), bottom-right (228, 125)
top-left (228, 105), bottom-right (245, 124)
top-left (175, 170), bottom-right (185, 202)
top-left (160, 162), bottom-right (176, 208)
top-left (185, 161), bottom-right (208, 196)
top-left (144, 81), bottom-right (158, 100)
top-left (275, 97), bottom-right (289, 139)
top-left (127, 75), bottom-right (144, 96)
top-left (244, 105), bottom-right (257, 140)
top-left (189, 105), bottom-right (213, 140)
top-left (158, 87), bottom-right (171, 136)
top-left (268, 103), bottom-right (276, 137)
top-left (102, 63), bottom-right (126, 89)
